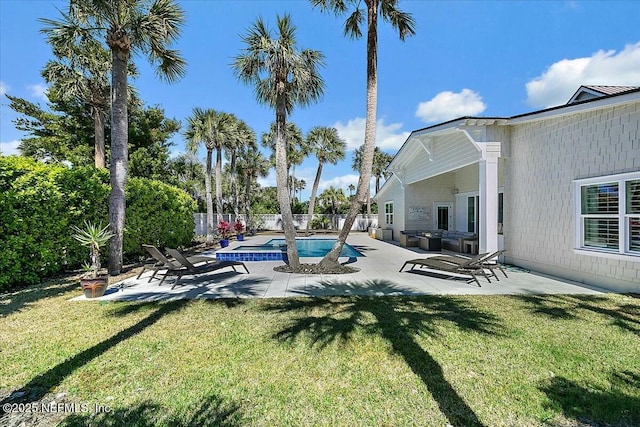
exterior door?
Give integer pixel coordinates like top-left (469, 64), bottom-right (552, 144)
top-left (434, 203), bottom-right (453, 230)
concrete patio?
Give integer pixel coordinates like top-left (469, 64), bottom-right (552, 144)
top-left (75, 233), bottom-right (607, 302)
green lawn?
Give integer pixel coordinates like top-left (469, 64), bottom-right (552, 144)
top-left (1, 277), bottom-right (638, 426)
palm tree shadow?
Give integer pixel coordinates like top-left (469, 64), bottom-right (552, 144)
top-left (59, 394), bottom-right (242, 426)
top-left (514, 294), bottom-right (640, 335)
top-left (540, 372), bottom-right (640, 425)
top-left (264, 281), bottom-right (504, 427)
top-left (0, 300), bottom-right (187, 413)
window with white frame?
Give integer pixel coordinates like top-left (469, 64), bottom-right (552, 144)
top-left (575, 172), bottom-right (640, 257)
top-left (384, 201), bottom-right (394, 225)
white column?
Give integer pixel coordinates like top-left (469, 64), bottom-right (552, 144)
top-left (478, 142), bottom-right (501, 254)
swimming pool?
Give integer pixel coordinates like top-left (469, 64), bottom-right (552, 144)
top-left (216, 238), bottom-right (362, 262)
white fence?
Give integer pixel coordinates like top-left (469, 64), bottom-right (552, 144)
top-left (194, 213), bottom-right (378, 236)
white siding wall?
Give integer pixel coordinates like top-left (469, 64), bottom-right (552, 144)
top-left (377, 177), bottom-right (405, 238)
top-left (405, 173), bottom-right (456, 230)
top-left (505, 103), bottom-right (640, 292)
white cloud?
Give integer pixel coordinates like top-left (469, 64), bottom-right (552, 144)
top-left (257, 170), bottom-right (276, 188)
top-left (526, 42), bottom-right (640, 108)
top-left (415, 89), bottom-right (487, 123)
top-left (28, 83), bottom-right (48, 100)
top-left (318, 174), bottom-right (360, 193)
top-left (0, 140), bottom-right (21, 155)
top-left (333, 117), bottom-right (410, 151)
top-left (0, 81), bottom-right (8, 96)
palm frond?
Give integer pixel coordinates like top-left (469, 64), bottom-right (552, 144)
top-left (343, 7), bottom-right (364, 39)
top-left (380, 0), bottom-right (416, 40)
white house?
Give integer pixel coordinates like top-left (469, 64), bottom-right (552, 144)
top-left (374, 85), bottom-right (640, 292)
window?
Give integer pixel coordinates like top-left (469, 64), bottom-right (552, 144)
top-left (575, 172), bottom-right (640, 257)
top-left (384, 201), bottom-right (394, 225)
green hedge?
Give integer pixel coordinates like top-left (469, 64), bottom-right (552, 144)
top-left (0, 156), bottom-right (196, 291)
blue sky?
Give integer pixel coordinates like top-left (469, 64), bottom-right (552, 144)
top-left (1, 0), bottom-right (639, 201)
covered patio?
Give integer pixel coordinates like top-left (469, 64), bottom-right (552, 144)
top-left (376, 119), bottom-right (509, 255)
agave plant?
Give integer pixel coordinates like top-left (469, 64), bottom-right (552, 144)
top-left (72, 221), bottom-right (114, 278)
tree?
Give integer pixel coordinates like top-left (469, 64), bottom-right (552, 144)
top-left (234, 14), bottom-right (324, 269)
top-left (348, 183), bottom-right (356, 197)
top-left (305, 126), bottom-right (346, 235)
top-left (261, 121), bottom-right (307, 200)
top-left (372, 147), bottom-right (393, 193)
top-left (128, 105), bottom-right (181, 183)
top-left (319, 186), bottom-right (348, 216)
top-left (169, 152), bottom-right (205, 203)
top-left (311, 0), bottom-right (415, 268)
top-left (41, 38), bottom-right (111, 168)
top-left (42, 0), bottom-right (187, 274)
top-left (227, 118), bottom-right (255, 219)
top-left (184, 108), bottom-right (235, 243)
top-left (352, 145), bottom-right (392, 214)
top-left (6, 93), bottom-right (93, 164)
top-left (236, 144), bottom-right (270, 229)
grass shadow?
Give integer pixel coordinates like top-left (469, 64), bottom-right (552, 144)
top-left (59, 394), bottom-right (242, 426)
top-left (0, 300), bottom-right (187, 413)
top-left (264, 282), bottom-right (504, 427)
top-left (540, 371), bottom-right (640, 426)
top-left (0, 276), bottom-right (80, 317)
top-left (515, 294), bottom-right (640, 335)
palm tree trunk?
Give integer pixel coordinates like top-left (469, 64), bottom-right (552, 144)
top-left (305, 162), bottom-right (323, 236)
top-left (231, 151), bottom-right (238, 219)
top-left (367, 187), bottom-right (371, 216)
top-left (245, 172), bottom-right (252, 230)
top-left (93, 108), bottom-right (105, 169)
top-left (107, 47), bottom-right (129, 275)
top-left (215, 147), bottom-right (224, 223)
top-left (275, 98), bottom-right (300, 268)
top-left (320, 0), bottom-right (378, 268)
top-left (205, 149), bottom-right (214, 244)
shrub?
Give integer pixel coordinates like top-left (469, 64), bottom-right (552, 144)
top-left (0, 156), bottom-right (196, 291)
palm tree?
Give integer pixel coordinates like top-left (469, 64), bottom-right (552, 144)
top-left (185, 108), bottom-right (235, 243)
top-left (319, 186), bottom-right (348, 216)
top-left (236, 145), bottom-right (270, 230)
top-left (294, 178), bottom-right (306, 201)
top-left (311, 0), bottom-right (415, 268)
top-left (372, 148), bottom-right (394, 193)
top-left (305, 126), bottom-right (346, 235)
top-left (261, 121), bottom-right (307, 200)
top-left (228, 119), bottom-right (255, 219)
top-left (234, 14), bottom-right (324, 269)
top-left (348, 184), bottom-right (356, 197)
top-left (42, 0), bottom-right (186, 274)
top-left (352, 145), bottom-right (392, 214)
top-left (41, 38), bottom-right (111, 168)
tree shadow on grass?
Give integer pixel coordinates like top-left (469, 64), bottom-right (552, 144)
top-left (264, 280), bottom-right (504, 427)
top-left (60, 393), bottom-right (242, 427)
top-left (0, 300), bottom-right (188, 414)
top-left (0, 276), bottom-right (80, 317)
top-left (540, 371), bottom-right (640, 426)
top-left (514, 294), bottom-right (640, 335)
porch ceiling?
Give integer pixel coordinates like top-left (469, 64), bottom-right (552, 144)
top-left (387, 127), bottom-right (482, 186)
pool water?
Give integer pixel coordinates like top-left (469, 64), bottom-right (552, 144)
top-left (219, 238), bottom-right (362, 262)
top-left (265, 238), bottom-right (361, 258)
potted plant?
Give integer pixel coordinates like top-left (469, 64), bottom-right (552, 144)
top-left (234, 219), bottom-right (245, 241)
top-left (216, 220), bottom-right (233, 248)
top-left (72, 221), bottom-right (114, 298)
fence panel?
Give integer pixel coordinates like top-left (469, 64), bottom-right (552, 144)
top-left (194, 213), bottom-right (378, 235)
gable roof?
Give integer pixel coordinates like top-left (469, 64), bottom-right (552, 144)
top-left (567, 85), bottom-right (640, 104)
